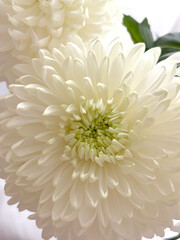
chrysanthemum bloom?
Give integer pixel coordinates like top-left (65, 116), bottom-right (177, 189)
top-left (1, 39), bottom-right (180, 240)
top-left (0, 0), bottom-right (123, 53)
top-left (0, 0), bottom-right (129, 83)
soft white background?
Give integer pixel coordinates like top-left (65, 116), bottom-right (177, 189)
top-left (0, 0), bottom-right (180, 239)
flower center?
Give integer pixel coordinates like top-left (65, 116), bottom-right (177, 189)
top-left (62, 99), bottom-right (129, 166)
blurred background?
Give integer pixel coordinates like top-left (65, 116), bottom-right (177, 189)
top-left (0, 0), bottom-right (180, 239)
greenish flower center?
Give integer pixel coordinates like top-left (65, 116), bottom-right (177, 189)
top-left (63, 99), bottom-right (129, 166)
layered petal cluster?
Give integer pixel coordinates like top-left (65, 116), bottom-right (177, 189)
top-left (0, 0), bottom-right (122, 53)
top-left (0, 0), bottom-right (16, 82)
top-left (1, 39), bottom-right (180, 240)
top-left (0, 0), bottom-right (127, 83)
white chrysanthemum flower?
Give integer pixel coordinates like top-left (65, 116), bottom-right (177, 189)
top-left (0, 0), bottom-right (130, 83)
top-left (2, 0), bottom-right (123, 52)
top-left (1, 39), bottom-right (180, 240)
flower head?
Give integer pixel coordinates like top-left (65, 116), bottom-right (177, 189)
top-left (1, 0), bottom-right (121, 52)
top-left (1, 38), bottom-right (180, 240)
top-left (0, 0), bottom-right (128, 83)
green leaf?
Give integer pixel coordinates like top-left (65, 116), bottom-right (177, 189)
top-left (153, 34), bottom-right (180, 61)
top-left (158, 52), bottom-right (178, 62)
top-left (123, 15), bottom-right (180, 62)
top-left (158, 47), bottom-right (179, 61)
top-left (123, 15), bottom-right (144, 43)
top-left (161, 48), bottom-right (179, 54)
top-left (139, 18), bottom-right (154, 49)
top-left (123, 15), bottom-right (154, 50)
top-left (153, 33), bottom-right (180, 50)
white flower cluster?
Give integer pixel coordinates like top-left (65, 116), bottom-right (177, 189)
top-left (0, 1), bottom-right (180, 240)
top-left (0, 0), bottom-right (126, 83)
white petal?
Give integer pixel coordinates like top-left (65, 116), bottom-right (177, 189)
top-left (79, 202), bottom-right (97, 228)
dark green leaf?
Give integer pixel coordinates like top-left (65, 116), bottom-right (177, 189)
top-left (154, 35), bottom-right (180, 61)
top-left (123, 15), bottom-right (144, 44)
top-left (153, 33), bottom-right (180, 50)
top-left (158, 52), bottom-right (177, 62)
top-left (123, 15), bottom-right (154, 50)
top-left (158, 48), bottom-right (179, 61)
top-left (138, 18), bottom-right (154, 49)
top-left (161, 47), bottom-right (179, 55)
top-left (123, 15), bottom-right (180, 62)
